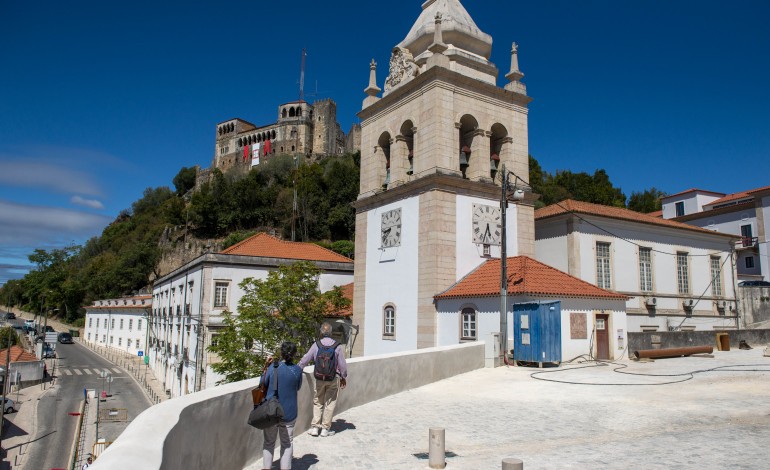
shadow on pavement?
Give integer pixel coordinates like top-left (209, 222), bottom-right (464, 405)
top-left (292, 453), bottom-right (319, 470)
top-left (1, 416), bottom-right (28, 440)
top-left (330, 418), bottom-right (355, 434)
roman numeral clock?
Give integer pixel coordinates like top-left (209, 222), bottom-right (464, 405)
top-left (381, 208), bottom-right (402, 248)
top-left (472, 203), bottom-right (501, 245)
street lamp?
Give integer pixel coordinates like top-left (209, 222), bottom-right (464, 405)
top-left (499, 163), bottom-right (532, 364)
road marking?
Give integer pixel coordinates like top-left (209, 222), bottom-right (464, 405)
top-left (82, 369), bottom-right (92, 375)
top-left (61, 369), bottom-right (72, 375)
top-left (112, 368), bottom-right (122, 374)
top-left (73, 369), bottom-right (82, 375)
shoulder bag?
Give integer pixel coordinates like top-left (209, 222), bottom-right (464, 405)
top-left (251, 358), bottom-right (273, 405)
top-left (247, 363), bottom-right (285, 429)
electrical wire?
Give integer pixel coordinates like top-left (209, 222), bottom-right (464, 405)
top-left (529, 358), bottom-right (770, 386)
top-left (553, 200), bottom-right (735, 257)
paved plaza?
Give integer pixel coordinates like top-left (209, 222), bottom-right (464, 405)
top-left (249, 348), bottom-right (770, 470)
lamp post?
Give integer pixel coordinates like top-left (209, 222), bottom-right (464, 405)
top-left (499, 164), bottom-right (530, 363)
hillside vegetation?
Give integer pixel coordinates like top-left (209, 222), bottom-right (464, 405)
top-left (0, 153), bottom-right (661, 325)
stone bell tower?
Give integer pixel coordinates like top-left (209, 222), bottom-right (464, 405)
top-left (352, 0), bottom-right (533, 357)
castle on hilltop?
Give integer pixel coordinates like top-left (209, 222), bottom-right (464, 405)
top-left (197, 98), bottom-right (361, 184)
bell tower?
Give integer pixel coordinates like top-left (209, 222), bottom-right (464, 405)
top-left (352, 0), bottom-right (533, 357)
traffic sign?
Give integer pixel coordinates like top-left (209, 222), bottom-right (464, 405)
top-left (137, 351), bottom-right (144, 357)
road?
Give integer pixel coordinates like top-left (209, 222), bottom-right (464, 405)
top-left (3, 317), bottom-right (152, 470)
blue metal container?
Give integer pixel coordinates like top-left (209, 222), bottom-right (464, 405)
top-left (513, 301), bottom-right (562, 365)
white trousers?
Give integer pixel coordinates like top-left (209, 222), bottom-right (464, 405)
top-left (262, 419), bottom-right (295, 470)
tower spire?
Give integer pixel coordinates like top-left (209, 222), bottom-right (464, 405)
top-left (505, 42), bottom-right (524, 82)
top-left (363, 59), bottom-right (382, 108)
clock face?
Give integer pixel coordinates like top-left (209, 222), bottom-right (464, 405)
top-left (381, 208), bottom-right (402, 248)
top-left (472, 203), bottom-right (502, 245)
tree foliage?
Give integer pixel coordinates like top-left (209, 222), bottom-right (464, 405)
top-left (529, 155), bottom-right (627, 208)
top-left (208, 261), bottom-right (350, 384)
top-left (0, 326), bottom-right (20, 349)
top-left (173, 166), bottom-right (197, 196)
top-left (628, 187), bottom-right (666, 213)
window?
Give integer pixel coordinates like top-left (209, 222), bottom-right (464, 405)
top-left (711, 256), bottom-right (723, 296)
top-left (136, 339), bottom-right (141, 349)
top-left (127, 339), bottom-right (132, 348)
top-left (96, 318), bottom-right (99, 328)
top-left (461, 308), bottom-right (477, 340)
top-left (741, 224), bottom-right (753, 239)
top-left (129, 319), bottom-right (133, 331)
top-left (677, 252), bottom-right (690, 294)
top-left (596, 242), bottom-right (612, 289)
top-left (88, 333), bottom-right (91, 341)
top-left (214, 281), bottom-right (229, 308)
top-left (138, 319), bottom-right (142, 330)
top-left (118, 338), bottom-right (122, 346)
top-left (120, 319), bottom-right (124, 330)
top-left (111, 318), bottom-right (115, 329)
top-left (675, 201), bottom-right (685, 217)
top-left (110, 336), bottom-right (114, 344)
top-left (639, 247), bottom-right (653, 292)
top-left (383, 306), bottom-right (396, 338)
top-left (102, 334), bottom-right (106, 342)
top-left (89, 318), bottom-right (93, 328)
top-left (746, 256), bottom-right (755, 269)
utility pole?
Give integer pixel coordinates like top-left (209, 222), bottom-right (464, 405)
top-left (1, 325), bottom-right (13, 443)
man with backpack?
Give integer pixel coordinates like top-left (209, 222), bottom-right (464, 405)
top-left (299, 322), bottom-right (348, 437)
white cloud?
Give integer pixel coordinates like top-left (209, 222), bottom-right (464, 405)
top-left (71, 195), bottom-right (105, 209)
top-left (0, 159), bottom-right (103, 197)
top-left (0, 199), bottom-right (111, 247)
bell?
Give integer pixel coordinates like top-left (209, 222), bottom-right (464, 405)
top-left (382, 169), bottom-right (391, 188)
top-left (407, 158), bottom-right (414, 175)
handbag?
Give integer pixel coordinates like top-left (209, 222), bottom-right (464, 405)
top-left (247, 363), bottom-right (285, 429)
top-left (251, 358), bottom-right (273, 405)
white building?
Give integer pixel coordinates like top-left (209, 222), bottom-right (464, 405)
top-left (352, 0), bottom-right (534, 357)
top-left (662, 185), bottom-right (770, 281)
top-left (535, 200), bottom-right (739, 333)
top-left (149, 233), bottom-right (353, 398)
top-left (434, 256), bottom-right (628, 361)
top-left (83, 294), bottom-right (151, 356)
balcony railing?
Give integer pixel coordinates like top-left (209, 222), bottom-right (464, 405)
top-left (737, 236), bottom-right (758, 249)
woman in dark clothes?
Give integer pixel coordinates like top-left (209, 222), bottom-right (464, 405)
top-left (261, 342), bottom-right (303, 470)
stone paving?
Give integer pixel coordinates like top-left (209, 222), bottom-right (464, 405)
top-left (248, 349), bottom-right (770, 470)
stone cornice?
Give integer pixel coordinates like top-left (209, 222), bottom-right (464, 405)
top-left (352, 170), bottom-right (536, 213)
top-left (358, 66), bottom-right (531, 122)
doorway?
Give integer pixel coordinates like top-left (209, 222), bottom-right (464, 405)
top-left (595, 313), bottom-right (610, 360)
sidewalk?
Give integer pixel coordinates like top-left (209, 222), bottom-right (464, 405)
top-left (1, 379), bottom-right (57, 469)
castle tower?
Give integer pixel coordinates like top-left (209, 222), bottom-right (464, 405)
top-left (352, 0), bottom-right (533, 356)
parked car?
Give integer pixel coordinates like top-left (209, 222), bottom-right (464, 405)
top-left (3, 398), bottom-right (15, 414)
top-left (23, 320), bottom-right (35, 332)
top-left (57, 332), bottom-right (73, 344)
top-left (45, 325), bottom-right (55, 333)
top-left (5, 312), bottom-right (15, 320)
top-left (42, 346), bottom-right (56, 359)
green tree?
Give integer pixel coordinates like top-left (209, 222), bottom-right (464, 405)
top-left (628, 187), bottom-right (666, 213)
top-left (0, 326), bottom-right (20, 349)
top-left (173, 166), bottom-right (197, 196)
top-left (208, 261), bottom-right (349, 384)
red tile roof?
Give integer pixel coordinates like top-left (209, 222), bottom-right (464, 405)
top-left (325, 283), bottom-right (353, 318)
top-left (435, 256), bottom-right (628, 300)
top-left (0, 345), bottom-right (39, 362)
top-left (221, 233), bottom-right (353, 263)
top-left (661, 188), bottom-right (725, 199)
top-left (705, 185), bottom-right (770, 207)
top-left (647, 210), bottom-right (663, 218)
top-left (535, 200), bottom-right (737, 238)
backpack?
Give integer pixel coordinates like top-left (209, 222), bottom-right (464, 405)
top-left (313, 339), bottom-right (339, 381)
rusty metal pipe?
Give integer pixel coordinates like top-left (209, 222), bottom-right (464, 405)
top-left (633, 345), bottom-right (714, 359)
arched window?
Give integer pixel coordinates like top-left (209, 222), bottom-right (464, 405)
top-left (383, 305), bottom-right (396, 339)
top-left (271, 130), bottom-right (276, 139)
top-left (282, 108), bottom-right (287, 118)
top-left (289, 107), bottom-right (296, 117)
top-left (378, 132), bottom-right (392, 189)
top-left (461, 307), bottom-right (477, 340)
top-left (489, 123), bottom-right (508, 180)
top-left (238, 138), bottom-right (243, 147)
top-left (297, 107), bottom-right (303, 117)
top-left (458, 115), bottom-right (479, 178)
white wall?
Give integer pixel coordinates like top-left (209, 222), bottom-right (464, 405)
top-left (364, 196), bottom-right (420, 356)
top-left (661, 192), bottom-right (721, 219)
top-left (84, 310), bottom-right (148, 356)
top-left (759, 195), bottom-right (770, 281)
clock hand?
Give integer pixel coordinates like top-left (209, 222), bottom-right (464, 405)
top-left (484, 224), bottom-right (491, 242)
top-left (382, 227), bottom-right (391, 243)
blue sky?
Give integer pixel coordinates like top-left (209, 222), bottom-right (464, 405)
top-left (1, 0), bottom-right (768, 285)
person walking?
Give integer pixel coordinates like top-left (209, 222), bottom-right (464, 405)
top-left (261, 342), bottom-right (303, 470)
top-left (82, 456), bottom-right (92, 469)
top-left (299, 322), bottom-right (347, 437)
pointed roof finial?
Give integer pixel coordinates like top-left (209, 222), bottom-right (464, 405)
top-left (505, 42), bottom-right (524, 82)
top-left (365, 59), bottom-right (382, 97)
top-left (428, 11), bottom-right (448, 54)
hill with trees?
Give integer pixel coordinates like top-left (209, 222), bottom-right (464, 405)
top-left (0, 152), bottom-right (662, 325)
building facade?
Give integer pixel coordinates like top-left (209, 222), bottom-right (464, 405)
top-left (209, 99), bottom-right (348, 178)
top-left (662, 186), bottom-right (770, 281)
top-left (535, 200), bottom-right (739, 333)
top-left (352, 0), bottom-right (533, 357)
top-left (148, 233), bottom-right (353, 398)
top-left (83, 295), bottom-right (151, 356)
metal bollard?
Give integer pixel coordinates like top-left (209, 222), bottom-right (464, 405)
top-left (502, 458), bottom-right (523, 470)
top-left (428, 427), bottom-right (446, 469)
